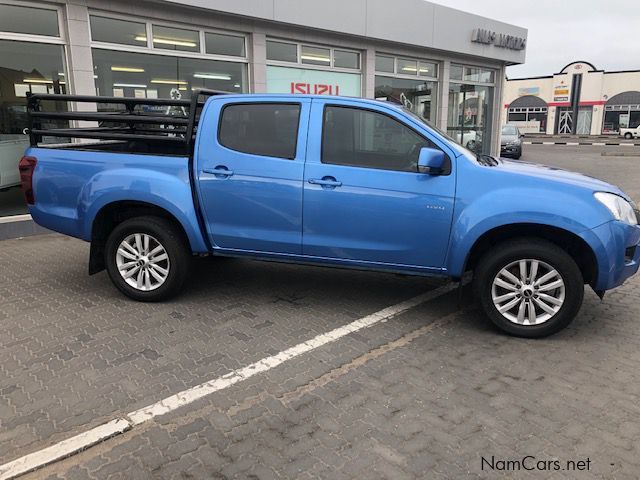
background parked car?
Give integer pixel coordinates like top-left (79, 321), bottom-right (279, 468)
top-left (620, 125), bottom-right (640, 139)
top-left (500, 124), bottom-right (523, 159)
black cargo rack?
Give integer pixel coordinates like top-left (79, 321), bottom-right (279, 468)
top-left (26, 89), bottom-right (229, 154)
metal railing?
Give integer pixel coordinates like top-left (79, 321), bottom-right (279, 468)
top-left (26, 89), bottom-right (229, 153)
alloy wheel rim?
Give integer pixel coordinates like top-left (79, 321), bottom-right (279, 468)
top-left (116, 233), bottom-right (170, 291)
top-left (491, 259), bottom-right (565, 326)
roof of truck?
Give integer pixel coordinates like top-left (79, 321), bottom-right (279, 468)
top-left (203, 93), bottom-right (404, 109)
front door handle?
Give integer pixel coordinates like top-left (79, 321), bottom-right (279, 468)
top-left (308, 177), bottom-right (342, 188)
top-left (203, 166), bottom-right (234, 178)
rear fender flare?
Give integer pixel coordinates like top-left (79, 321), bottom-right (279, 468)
top-left (78, 167), bottom-right (208, 253)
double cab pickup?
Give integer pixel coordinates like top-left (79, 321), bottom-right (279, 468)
top-left (20, 90), bottom-right (640, 338)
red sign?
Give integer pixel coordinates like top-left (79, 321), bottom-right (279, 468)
top-left (290, 82), bottom-right (340, 95)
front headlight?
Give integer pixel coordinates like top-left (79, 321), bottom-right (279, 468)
top-left (594, 192), bottom-right (638, 225)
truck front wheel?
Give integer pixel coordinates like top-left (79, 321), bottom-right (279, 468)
top-left (473, 238), bottom-right (584, 338)
top-left (105, 216), bottom-right (191, 301)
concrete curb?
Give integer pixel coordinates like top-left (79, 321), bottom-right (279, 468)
top-left (0, 215), bottom-right (51, 241)
top-left (601, 151), bottom-right (640, 157)
top-left (524, 141), bottom-right (640, 147)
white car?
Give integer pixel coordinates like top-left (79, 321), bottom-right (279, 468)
top-left (620, 125), bottom-right (640, 139)
top-left (0, 137), bottom-right (28, 190)
top-left (452, 130), bottom-right (479, 150)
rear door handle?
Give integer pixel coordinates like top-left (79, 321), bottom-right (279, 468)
top-left (308, 177), bottom-right (342, 188)
top-left (203, 166), bottom-right (234, 177)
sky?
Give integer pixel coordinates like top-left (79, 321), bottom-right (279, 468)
top-left (433, 0), bottom-right (639, 78)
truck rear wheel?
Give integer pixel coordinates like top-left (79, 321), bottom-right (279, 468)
top-left (473, 238), bottom-right (584, 338)
top-left (105, 216), bottom-right (191, 301)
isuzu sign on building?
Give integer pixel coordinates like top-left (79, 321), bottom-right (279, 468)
top-left (266, 66), bottom-right (361, 97)
top-left (471, 29), bottom-right (526, 50)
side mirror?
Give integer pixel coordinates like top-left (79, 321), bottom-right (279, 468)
top-left (417, 147), bottom-right (446, 175)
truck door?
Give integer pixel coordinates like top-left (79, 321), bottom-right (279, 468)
top-left (302, 98), bottom-right (456, 269)
top-left (196, 98), bottom-right (310, 254)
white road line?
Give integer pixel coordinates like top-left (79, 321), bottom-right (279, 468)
top-left (0, 282), bottom-right (457, 478)
top-left (620, 143), bottom-right (634, 146)
top-left (592, 143), bottom-right (605, 146)
top-left (0, 419), bottom-right (130, 480)
top-left (127, 282), bottom-right (456, 424)
top-left (542, 141), bottom-right (555, 145)
top-left (566, 142), bottom-right (579, 145)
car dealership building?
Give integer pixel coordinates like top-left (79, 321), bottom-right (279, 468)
top-left (0, 0), bottom-right (527, 227)
top-left (504, 61), bottom-right (640, 135)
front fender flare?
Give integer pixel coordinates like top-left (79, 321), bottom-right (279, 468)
top-left (445, 188), bottom-right (603, 277)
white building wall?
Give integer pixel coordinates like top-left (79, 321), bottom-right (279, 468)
top-left (505, 62), bottom-right (640, 135)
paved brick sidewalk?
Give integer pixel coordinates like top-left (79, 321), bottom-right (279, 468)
top-left (33, 278), bottom-right (640, 479)
top-left (0, 231), bottom-right (636, 478)
top-left (0, 234), bottom-right (440, 468)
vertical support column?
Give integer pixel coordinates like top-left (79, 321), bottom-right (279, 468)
top-left (490, 65), bottom-right (506, 156)
top-left (64, 1), bottom-right (95, 98)
top-left (591, 105), bottom-right (603, 135)
top-left (64, 0), bottom-right (97, 135)
top-left (363, 48), bottom-right (376, 98)
top-left (570, 73), bottom-right (582, 135)
top-left (547, 107), bottom-right (556, 134)
top-left (250, 32), bottom-right (267, 93)
top-left (437, 60), bottom-right (450, 132)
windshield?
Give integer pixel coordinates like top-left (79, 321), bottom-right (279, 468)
top-left (502, 125), bottom-right (518, 136)
top-left (399, 106), bottom-right (471, 155)
top-left (398, 105), bottom-right (498, 165)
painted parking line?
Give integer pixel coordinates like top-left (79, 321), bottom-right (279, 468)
top-left (0, 281), bottom-right (458, 480)
top-left (0, 419), bottom-right (130, 480)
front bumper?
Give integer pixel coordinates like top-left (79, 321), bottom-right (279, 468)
top-left (581, 220), bottom-right (640, 291)
top-left (500, 144), bottom-right (521, 156)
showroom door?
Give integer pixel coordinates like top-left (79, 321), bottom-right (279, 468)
top-left (556, 108), bottom-right (573, 134)
top-left (576, 107), bottom-right (593, 134)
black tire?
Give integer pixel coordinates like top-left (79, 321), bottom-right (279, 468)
top-left (105, 216), bottom-right (191, 302)
top-left (624, 132), bottom-right (633, 139)
top-left (473, 238), bottom-right (584, 338)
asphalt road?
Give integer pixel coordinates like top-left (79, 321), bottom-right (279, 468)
top-left (1, 144), bottom-right (639, 479)
top-left (518, 144), bottom-right (640, 203)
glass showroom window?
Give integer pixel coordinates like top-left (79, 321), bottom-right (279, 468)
top-left (152, 25), bottom-right (200, 53)
top-left (89, 16), bottom-right (147, 47)
top-left (0, 4), bottom-right (65, 218)
top-left (266, 39), bottom-right (361, 70)
top-left (375, 77), bottom-right (437, 124)
top-left (0, 3), bottom-right (59, 37)
top-left (447, 64), bottom-right (495, 154)
top-left (205, 32), bottom-right (246, 57)
top-left (265, 39), bottom-right (362, 96)
top-left (374, 54), bottom-right (438, 123)
top-left (89, 16), bottom-right (249, 97)
top-left (92, 49), bottom-right (248, 100)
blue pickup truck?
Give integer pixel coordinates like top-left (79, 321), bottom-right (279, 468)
top-left (20, 90), bottom-right (640, 338)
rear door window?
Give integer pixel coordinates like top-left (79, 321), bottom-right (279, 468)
top-left (219, 103), bottom-right (301, 159)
